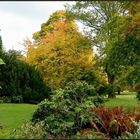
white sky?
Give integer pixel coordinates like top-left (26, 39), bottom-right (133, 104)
top-left (0, 1), bottom-right (76, 52)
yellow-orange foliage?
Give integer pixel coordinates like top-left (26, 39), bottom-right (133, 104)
top-left (25, 10), bottom-right (94, 88)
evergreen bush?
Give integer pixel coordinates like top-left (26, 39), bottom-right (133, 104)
top-left (32, 81), bottom-right (98, 137)
top-left (0, 50), bottom-right (51, 103)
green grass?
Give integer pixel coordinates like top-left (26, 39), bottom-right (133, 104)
top-left (0, 103), bottom-right (37, 138)
top-left (105, 92), bottom-right (138, 111)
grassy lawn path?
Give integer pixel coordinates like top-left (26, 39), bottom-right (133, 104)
top-left (0, 103), bottom-right (37, 138)
top-left (105, 92), bottom-right (138, 111)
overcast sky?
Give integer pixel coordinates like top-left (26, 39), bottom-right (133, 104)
top-left (0, 1), bottom-right (76, 52)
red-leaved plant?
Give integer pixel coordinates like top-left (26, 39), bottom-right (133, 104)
top-left (91, 106), bottom-right (136, 138)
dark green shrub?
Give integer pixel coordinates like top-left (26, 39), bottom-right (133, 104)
top-left (11, 95), bottom-right (23, 103)
top-left (96, 84), bottom-right (115, 98)
top-left (96, 84), bottom-right (108, 96)
top-left (0, 50), bottom-right (52, 103)
top-left (0, 96), bottom-right (11, 103)
top-left (32, 81), bottom-right (98, 137)
top-left (93, 96), bottom-right (104, 106)
top-left (3, 97), bottom-right (11, 103)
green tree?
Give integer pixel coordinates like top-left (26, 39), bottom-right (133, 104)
top-left (66, 1), bottom-right (128, 97)
top-left (109, 2), bottom-right (140, 90)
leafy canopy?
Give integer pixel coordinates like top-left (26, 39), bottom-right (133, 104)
top-left (24, 10), bottom-right (95, 88)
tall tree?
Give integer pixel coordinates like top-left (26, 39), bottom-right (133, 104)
top-left (66, 1), bottom-right (127, 97)
top-left (109, 1), bottom-right (140, 89)
top-left (24, 10), bottom-right (95, 89)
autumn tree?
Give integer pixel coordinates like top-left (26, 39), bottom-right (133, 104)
top-left (24, 10), bottom-right (95, 89)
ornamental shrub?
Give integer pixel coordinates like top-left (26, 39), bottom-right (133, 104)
top-left (32, 81), bottom-right (99, 137)
top-left (93, 106), bottom-right (136, 138)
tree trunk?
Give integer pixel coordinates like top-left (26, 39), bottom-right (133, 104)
top-left (117, 89), bottom-right (120, 95)
top-left (105, 64), bottom-right (116, 98)
top-left (117, 87), bottom-right (121, 95)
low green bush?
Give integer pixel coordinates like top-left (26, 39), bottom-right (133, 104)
top-left (93, 96), bottom-right (104, 106)
top-left (96, 84), bottom-right (116, 98)
top-left (0, 96), bottom-right (11, 103)
top-left (0, 95), bottom-right (23, 103)
top-left (11, 95), bottom-right (23, 103)
top-left (96, 84), bottom-right (108, 96)
top-left (32, 81), bottom-right (98, 137)
top-left (14, 121), bottom-right (47, 139)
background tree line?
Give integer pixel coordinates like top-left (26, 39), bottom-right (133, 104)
top-left (0, 1), bottom-right (139, 103)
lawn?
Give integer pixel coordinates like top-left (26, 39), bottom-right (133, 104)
top-left (105, 92), bottom-right (138, 111)
top-left (0, 103), bottom-right (37, 138)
